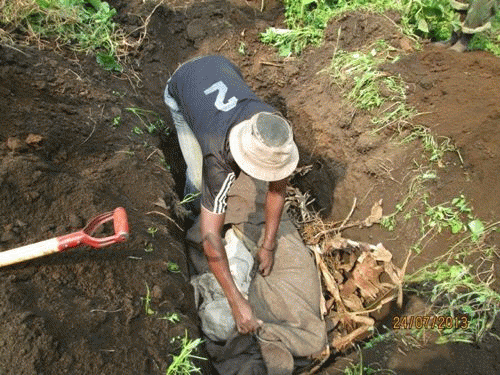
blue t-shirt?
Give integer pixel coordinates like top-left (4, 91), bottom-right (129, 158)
top-left (168, 55), bottom-right (276, 213)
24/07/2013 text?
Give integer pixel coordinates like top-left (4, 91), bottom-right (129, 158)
top-left (392, 315), bottom-right (469, 330)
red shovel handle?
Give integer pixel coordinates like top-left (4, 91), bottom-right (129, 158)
top-left (113, 207), bottom-right (129, 240)
top-left (59, 207), bottom-right (129, 250)
top-left (0, 207), bottom-right (129, 268)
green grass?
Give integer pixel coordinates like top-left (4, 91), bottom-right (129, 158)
top-left (143, 282), bottom-right (182, 323)
top-left (0, 0), bottom-right (125, 71)
top-left (259, 0), bottom-right (338, 56)
top-left (126, 107), bottom-right (171, 136)
top-left (401, 125), bottom-right (462, 165)
top-left (328, 41), bottom-right (404, 108)
top-left (378, 169), bottom-right (499, 345)
top-left (260, 0), bottom-right (500, 56)
top-left (405, 262), bottom-right (500, 344)
top-left (343, 348), bottom-right (395, 374)
top-left (326, 39), bottom-right (419, 134)
top-left (166, 331), bottom-right (205, 375)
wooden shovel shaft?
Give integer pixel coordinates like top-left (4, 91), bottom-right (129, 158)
top-left (0, 238), bottom-right (60, 268)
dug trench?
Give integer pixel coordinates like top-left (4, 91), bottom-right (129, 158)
top-left (1, 0), bottom-right (500, 374)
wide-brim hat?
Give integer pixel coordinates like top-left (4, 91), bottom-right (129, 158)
top-left (229, 112), bottom-right (299, 182)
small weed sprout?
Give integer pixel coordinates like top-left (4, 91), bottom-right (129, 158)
top-left (143, 284), bottom-right (181, 323)
top-left (132, 126), bottom-right (144, 135)
top-left (166, 331), bottom-right (205, 375)
top-left (126, 107), bottom-right (166, 135)
top-left (167, 261), bottom-right (181, 273)
top-left (159, 158), bottom-right (171, 171)
top-left (143, 282), bottom-right (156, 316)
top-left (238, 41), bottom-right (246, 55)
top-left (468, 219), bottom-right (486, 242)
top-left (343, 347), bottom-right (395, 375)
top-left (159, 312), bottom-right (181, 324)
top-left (179, 192), bottom-right (201, 205)
top-left (147, 226), bottom-right (158, 238)
top-left (112, 116), bottom-right (121, 128)
top-left (144, 243), bottom-right (154, 252)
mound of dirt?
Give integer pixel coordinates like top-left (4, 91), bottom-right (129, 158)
top-left (1, 1), bottom-right (499, 374)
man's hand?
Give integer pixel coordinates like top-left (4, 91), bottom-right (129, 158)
top-left (230, 296), bottom-right (263, 335)
top-left (257, 246), bottom-right (275, 276)
top-left (259, 178), bottom-right (287, 277)
top-left (201, 206), bottom-right (262, 335)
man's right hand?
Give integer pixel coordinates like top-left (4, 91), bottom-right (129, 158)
top-left (230, 296), bottom-right (262, 335)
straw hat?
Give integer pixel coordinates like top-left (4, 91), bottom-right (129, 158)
top-left (229, 112), bottom-right (299, 182)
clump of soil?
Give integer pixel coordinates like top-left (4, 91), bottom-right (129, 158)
top-left (1, 1), bottom-right (500, 374)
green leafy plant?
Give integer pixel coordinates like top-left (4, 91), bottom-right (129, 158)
top-left (259, 0), bottom-right (338, 56)
top-left (468, 219), bottom-right (485, 242)
top-left (260, 0), bottom-right (499, 56)
top-left (400, 0), bottom-right (459, 40)
top-left (166, 331), bottom-right (205, 375)
top-left (381, 171), bottom-right (434, 231)
top-left (421, 194), bottom-right (474, 236)
top-left (96, 52), bottom-right (123, 72)
top-left (260, 26), bottom-right (324, 56)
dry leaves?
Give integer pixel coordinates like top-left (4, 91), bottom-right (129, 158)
top-left (316, 238), bottom-right (404, 352)
top-left (286, 183), bottom-right (405, 369)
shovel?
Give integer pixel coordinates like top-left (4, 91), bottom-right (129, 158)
top-left (0, 207), bottom-right (129, 268)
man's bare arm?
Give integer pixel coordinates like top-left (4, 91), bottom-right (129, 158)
top-left (200, 206), bottom-right (261, 334)
top-left (258, 178), bottom-right (287, 276)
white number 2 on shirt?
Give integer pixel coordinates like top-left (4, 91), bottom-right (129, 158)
top-left (204, 81), bottom-right (238, 112)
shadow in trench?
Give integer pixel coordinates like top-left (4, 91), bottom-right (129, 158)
top-left (264, 91), bottom-right (346, 219)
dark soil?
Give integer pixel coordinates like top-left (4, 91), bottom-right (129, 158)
top-left (0, 1), bottom-right (499, 374)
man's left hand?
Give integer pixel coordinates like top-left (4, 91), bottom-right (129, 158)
top-left (257, 246), bottom-right (275, 277)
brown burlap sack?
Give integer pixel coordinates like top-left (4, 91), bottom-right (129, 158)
top-left (224, 173), bottom-right (328, 375)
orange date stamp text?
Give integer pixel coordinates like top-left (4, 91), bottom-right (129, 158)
top-left (392, 315), bottom-right (469, 330)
